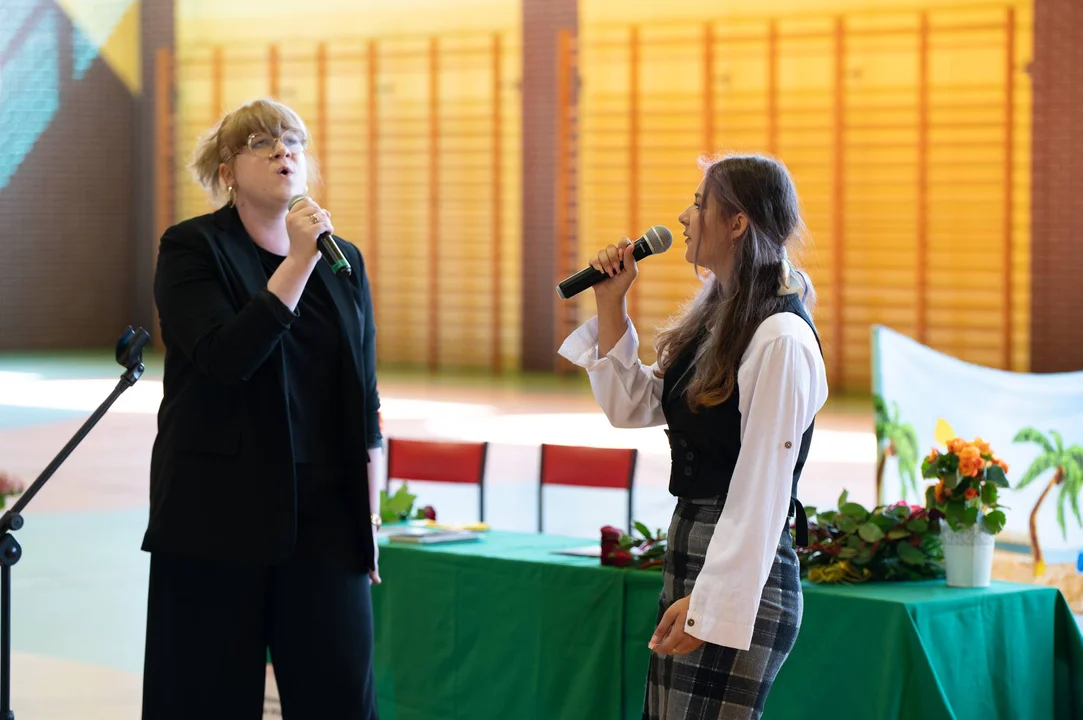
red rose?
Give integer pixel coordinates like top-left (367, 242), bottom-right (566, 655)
top-left (609, 549), bottom-right (634, 567)
top-left (422, 506), bottom-right (436, 521)
top-left (601, 526), bottom-right (623, 543)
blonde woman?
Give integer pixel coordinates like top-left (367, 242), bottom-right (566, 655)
top-left (142, 99), bottom-right (381, 719)
top-left (559, 154), bottom-right (828, 719)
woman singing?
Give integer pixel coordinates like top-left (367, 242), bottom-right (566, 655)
top-left (559, 154), bottom-right (828, 719)
top-left (142, 98), bottom-right (382, 719)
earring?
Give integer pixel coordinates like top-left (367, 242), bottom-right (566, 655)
top-left (227, 185), bottom-right (236, 207)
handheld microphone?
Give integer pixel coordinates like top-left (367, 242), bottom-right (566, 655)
top-left (556, 225), bottom-right (673, 299)
top-left (288, 195), bottom-right (352, 277)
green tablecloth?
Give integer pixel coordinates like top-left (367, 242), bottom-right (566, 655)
top-left (373, 531), bottom-right (1083, 720)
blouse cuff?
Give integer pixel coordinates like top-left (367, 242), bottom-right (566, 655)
top-left (557, 316), bottom-right (639, 371)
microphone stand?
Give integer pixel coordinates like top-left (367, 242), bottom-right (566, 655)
top-left (0, 326), bottom-right (151, 720)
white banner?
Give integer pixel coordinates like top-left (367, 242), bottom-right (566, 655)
top-left (871, 325), bottom-right (1083, 564)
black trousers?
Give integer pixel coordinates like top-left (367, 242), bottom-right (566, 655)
top-left (141, 464), bottom-right (377, 720)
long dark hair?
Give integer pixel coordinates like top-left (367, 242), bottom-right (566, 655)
top-left (654, 154), bottom-right (816, 410)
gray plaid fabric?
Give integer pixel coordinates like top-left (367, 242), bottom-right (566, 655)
top-left (643, 497), bottom-right (802, 720)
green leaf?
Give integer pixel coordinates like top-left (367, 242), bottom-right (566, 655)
top-left (1051, 430), bottom-right (1064, 455)
top-left (982, 483), bottom-right (998, 506)
top-left (873, 395), bottom-right (889, 428)
top-left (1057, 482), bottom-right (1069, 540)
top-left (982, 510), bottom-right (1006, 535)
top-left (854, 548), bottom-right (874, 565)
top-left (1015, 452), bottom-right (1058, 490)
top-left (1067, 446), bottom-right (1083, 473)
top-left (846, 535), bottom-right (862, 549)
top-left (836, 515), bottom-right (858, 533)
top-left (897, 542), bottom-right (925, 566)
top-left (908, 518), bottom-right (928, 533)
top-left (887, 527), bottom-right (911, 540)
top-left (838, 490), bottom-right (849, 510)
top-left (859, 523), bottom-right (885, 543)
top-left (943, 472), bottom-right (960, 490)
top-left (921, 456), bottom-right (939, 479)
top-left (1067, 462), bottom-right (1083, 530)
top-left (1013, 427), bottom-right (1054, 455)
top-left (380, 484), bottom-right (417, 522)
top-left (985, 464), bottom-right (1009, 488)
top-left (965, 506), bottom-right (979, 526)
top-left (925, 486), bottom-right (937, 509)
top-left (885, 505), bottom-right (910, 522)
top-left (838, 547), bottom-right (858, 559)
top-left (635, 521), bottom-right (652, 540)
top-left (841, 503), bottom-right (869, 521)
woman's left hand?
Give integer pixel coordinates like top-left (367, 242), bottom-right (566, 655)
top-left (370, 526), bottom-right (382, 585)
top-left (649, 596), bottom-right (704, 656)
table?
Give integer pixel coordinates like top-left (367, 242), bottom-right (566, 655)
top-left (372, 531), bottom-right (1083, 720)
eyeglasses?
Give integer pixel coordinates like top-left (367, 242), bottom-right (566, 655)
top-left (227, 131), bottom-right (307, 161)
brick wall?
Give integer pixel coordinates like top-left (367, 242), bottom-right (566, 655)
top-left (520, 0), bottom-right (577, 371)
top-left (134, 0), bottom-right (175, 343)
top-left (0, 4), bottom-right (132, 350)
top-left (0, 1), bottom-right (172, 351)
top-left (1031, 0), bottom-right (1083, 372)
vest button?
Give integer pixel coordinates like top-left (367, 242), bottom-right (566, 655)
top-left (679, 439), bottom-right (688, 448)
top-left (687, 619), bottom-right (695, 627)
top-left (785, 441), bottom-right (793, 449)
top-left (683, 467), bottom-right (693, 476)
top-left (685, 451), bottom-right (694, 461)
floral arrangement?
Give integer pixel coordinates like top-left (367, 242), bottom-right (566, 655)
top-left (600, 522), bottom-right (666, 571)
top-left (379, 483), bottom-right (436, 525)
top-left (922, 436), bottom-right (1009, 534)
top-left (797, 492), bottom-right (944, 584)
top-left (0, 471), bottom-right (24, 510)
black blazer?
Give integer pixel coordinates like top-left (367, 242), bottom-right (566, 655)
top-left (143, 205), bottom-right (381, 567)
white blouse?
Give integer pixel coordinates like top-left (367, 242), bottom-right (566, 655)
top-left (557, 310), bottom-right (828, 650)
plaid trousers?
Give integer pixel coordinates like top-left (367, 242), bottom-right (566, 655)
top-left (643, 497), bottom-right (802, 720)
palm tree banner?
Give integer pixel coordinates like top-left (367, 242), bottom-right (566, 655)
top-left (871, 325), bottom-right (1083, 575)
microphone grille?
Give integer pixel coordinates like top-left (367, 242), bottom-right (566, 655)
top-left (287, 194), bottom-right (308, 211)
top-left (645, 225), bottom-right (673, 254)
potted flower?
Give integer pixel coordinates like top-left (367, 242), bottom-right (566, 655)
top-left (922, 436), bottom-right (1010, 587)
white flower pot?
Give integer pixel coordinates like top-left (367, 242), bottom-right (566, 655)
top-left (939, 520), bottom-right (995, 588)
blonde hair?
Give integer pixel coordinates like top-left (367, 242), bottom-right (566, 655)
top-left (191, 98), bottom-right (320, 204)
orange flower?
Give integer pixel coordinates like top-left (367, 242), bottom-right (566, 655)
top-left (964, 487), bottom-right (979, 500)
top-left (924, 448), bottom-right (940, 464)
top-left (958, 446), bottom-right (984, 478)
top-left (994, 456), bottom-right (1009, 473)
top-left (947, 438), bottom-right (968, 454)
top-left (972, 437), bottom-right (992, 455)
top-left (934, 481), bottom-right (950, 503)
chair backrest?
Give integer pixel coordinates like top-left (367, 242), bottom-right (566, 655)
top-left (386, 438), bottom-right (489, 520)
top-left (538, 444), bottom-right (637, 532)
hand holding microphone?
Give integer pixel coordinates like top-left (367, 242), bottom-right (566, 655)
top-left (286, 194), bottom-right (352, 277)
top-left (556, 225), bottom-right (673, 301)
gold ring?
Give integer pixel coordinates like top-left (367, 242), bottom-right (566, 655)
top-left (309, 213), bottom-right (320, 224)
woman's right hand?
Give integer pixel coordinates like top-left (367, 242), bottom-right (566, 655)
top-left (285, 196), bottom-right (334, 263)
top-left (589, 237), bottom-right (638, 305)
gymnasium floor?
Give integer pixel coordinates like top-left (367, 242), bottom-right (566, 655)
top-left (0, 350), bottom-right (1047, 718)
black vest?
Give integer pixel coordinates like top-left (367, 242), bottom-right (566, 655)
top-left (661, 293), bottom-right (822, 545)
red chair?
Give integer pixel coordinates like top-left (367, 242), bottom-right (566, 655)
top-left (538, 443), bottom-right (638, 533)
top-left (386, 438), bottom-right (489, 522)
